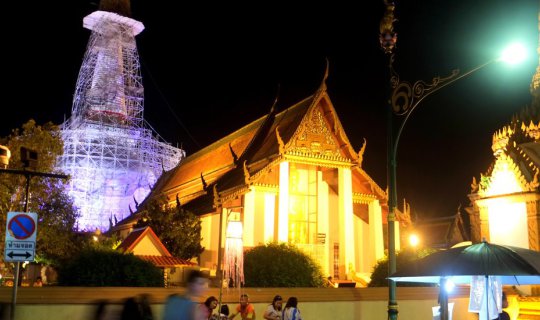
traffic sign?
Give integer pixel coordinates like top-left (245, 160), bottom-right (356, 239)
top-left (4, 212), bottom-right (37, 262)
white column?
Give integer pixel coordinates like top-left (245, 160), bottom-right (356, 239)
top-left (278, 161), bottom-right (289, 242)
top-left (318, 170), bottom-right (330, 276)
top-left (369, 199), bottom-right (385, 263)
top-left (243, 190), bottom-right (256, 247)
top-left (264, 193), bottom-right (276, 242)
top-left (338, 167), bottom-right (355, 278)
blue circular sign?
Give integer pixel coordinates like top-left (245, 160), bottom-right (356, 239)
top-left (8, 214), bottom-right (36, 240)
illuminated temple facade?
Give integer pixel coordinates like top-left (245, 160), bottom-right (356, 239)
top-left (120, 77), bottom-right (411, 281)
top-left (467, 27), bottom-right (540, 250)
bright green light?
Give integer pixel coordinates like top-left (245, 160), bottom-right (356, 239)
top-left (499, 43), bottom-right (527, 64)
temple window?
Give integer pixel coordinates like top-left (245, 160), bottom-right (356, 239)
top-left (288, 163), bottom-right (318, 244)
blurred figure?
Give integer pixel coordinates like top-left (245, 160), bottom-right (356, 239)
top-left (219, 305), bottom-right (230, 320)
top-left (325, 276), bottom-right (336, 288)
top-left (282, 297), bottom-right (302, 320)
top-left (201, 296), bottom-right (218, 319)
top-left (121, 297), bottom-right (143, 320)
top-left (139, 293), bottom-right (154, 320)
top-left (229, 294), bottom-right (256, 320)
top-left (499, 292), bottom-right (510, 320)
top-left (163, 269), bottom-right (209, 320)
top-left (263, 295), bottom-right (283, 320)
top-left (33, 276), bottom-right (43, 287)
top-left (92, 300), bottom-right (108, 320)
top-left (210, 304), bottom-right (230, 320)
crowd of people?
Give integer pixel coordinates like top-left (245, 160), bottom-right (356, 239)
top-left (90, 269), bottom-right (514, 320)
top-left (160, 270), bottom-right (304, 320)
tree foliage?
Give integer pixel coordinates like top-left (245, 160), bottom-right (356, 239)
top-left (368, 247), bottom-right (437, 287)
top-left (133, 195), bottom-right (204, 260)
top-left (58, 247), bottom-right (163, 287)
top-left (244, 242), bottom-right (325, 287)
top-left (0, 120), bottom-right (82, 266)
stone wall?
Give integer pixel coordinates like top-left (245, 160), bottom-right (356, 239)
top-left (0, 286), bottom-right (482, 320)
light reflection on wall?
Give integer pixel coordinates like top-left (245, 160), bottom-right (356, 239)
top-left (484, 159), bottom-right (528, 248)
top-left (487, 198), bottom-right (528, 248)
top-left (485, 161), bottom-right (522, 197)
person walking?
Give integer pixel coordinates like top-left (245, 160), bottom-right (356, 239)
top-left (263, 295), bottom-right (283, 320)
top-left (229, 294), bottom-right (256, 320)
top-left (162, 270), bottom-right (209, 320)
top-left (282, 297), bottom-right (302, 320)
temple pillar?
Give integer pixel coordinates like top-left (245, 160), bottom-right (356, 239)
top-left (278, 161), bottom-right (289, 242)
top-left (527, 199), bottom-right (540, 251)
top-left (368, 199), bottom-right (384, 263)
top-left (338, 167), bottom-right (355, 279)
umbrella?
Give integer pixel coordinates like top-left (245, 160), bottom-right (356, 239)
top-left (389, 241), bottom-right (540, 320)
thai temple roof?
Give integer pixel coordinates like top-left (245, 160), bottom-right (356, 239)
top-left (137, 78), bottom-right (389, 218)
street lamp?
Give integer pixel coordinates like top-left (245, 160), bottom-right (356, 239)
top-left (408, 233), bottom-right (419, 248)
top-left (379, 2), bottom-right (527, 320)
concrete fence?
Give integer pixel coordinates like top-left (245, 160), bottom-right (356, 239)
top-left (0, 286), bottom-right (484, 320)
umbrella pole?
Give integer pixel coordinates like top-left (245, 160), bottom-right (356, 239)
top-left (439, 277), bottom-right (448, 320)
top-left (484, 275), bottom-right (489, 320)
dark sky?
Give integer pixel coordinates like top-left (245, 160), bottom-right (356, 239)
top-left (1, 1), bottom-right (538, 219)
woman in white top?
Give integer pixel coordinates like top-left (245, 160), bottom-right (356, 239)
top-left (263, 295), bottom-right (283, 320)
top-left (282, 297), bottom-right (302, 320)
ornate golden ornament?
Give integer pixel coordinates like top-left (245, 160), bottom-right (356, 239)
top-left (213, 184), bottom-right (221, 209)
top-left (243, 160), bottom-right (251, 186)
top-left (357, 138), bottom-right (367, 168)
top-left (276, 126), bottom-right (285, 155)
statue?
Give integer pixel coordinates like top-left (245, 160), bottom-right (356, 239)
top-left (380, 0), bottom-right (397, 35)
top-left (379, 0), bottom-right (398, 53)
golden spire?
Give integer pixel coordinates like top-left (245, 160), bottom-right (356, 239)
top-left (99, 0), bottom-right (131, 17)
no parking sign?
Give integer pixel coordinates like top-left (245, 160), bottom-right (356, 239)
top-left (4, 212), bottom-right (37, 262)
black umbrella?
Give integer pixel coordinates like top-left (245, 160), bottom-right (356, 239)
top-left (389, 241), bottom-right (540, 320)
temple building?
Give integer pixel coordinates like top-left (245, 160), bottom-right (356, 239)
top-left (466, 22), bottom-right (540, 250)
top-left (115, 75), bottom-right (411, 281)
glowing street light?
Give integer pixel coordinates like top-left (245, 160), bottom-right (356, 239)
top-left (409, 234), bottom-right (419, 248)
top-left (500, 43), bottom-right (528, 64)
top-left (379, 3), bottom-right (527, 320)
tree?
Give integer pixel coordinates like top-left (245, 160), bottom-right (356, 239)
top-left (58, 247), bottom-right (163, 286)
top-left (244, 242), bottom-right (325, 287)
top-left (0, 120), bottom-right (82, 266)
top-left (368, 247), bottom-right (437, 287)
top-left (134, 195), bottom-right (204, 260)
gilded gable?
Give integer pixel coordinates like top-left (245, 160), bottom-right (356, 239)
top-left (289, 107), bottom-right (340, 157)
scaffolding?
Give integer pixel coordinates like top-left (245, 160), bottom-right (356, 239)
top-left (57, 11), bottom-right (183, 231)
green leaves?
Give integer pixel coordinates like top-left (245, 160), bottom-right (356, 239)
top-left (58, 248), bottom-right (163, 286)
top-left (244, 242), bottom-right (325, 287)
top-left (0, 120), bottom-right (81, 267)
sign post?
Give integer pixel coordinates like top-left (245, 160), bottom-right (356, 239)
top-left (4, 212), bottom-right (38, 262)
top-left (0, 150), bottom-right (67, 320)
top-left (5, 211), bottom-right (38, 320)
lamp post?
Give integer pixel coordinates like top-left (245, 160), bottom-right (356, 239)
top-left (378, 2), bottom-right (526, 320)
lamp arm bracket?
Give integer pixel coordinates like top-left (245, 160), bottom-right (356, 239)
top-left (391, 69), bottom-right (460, 116)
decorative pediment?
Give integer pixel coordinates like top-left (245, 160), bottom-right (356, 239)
top-left (479, 153), bottom-right (539, 197)
top-left (288, 106), bottom-right (342, 158)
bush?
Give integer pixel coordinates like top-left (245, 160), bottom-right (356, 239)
top-left (368, 247), bottom-right (437, 287)
top-left (58, 248), bottom-right (163, 287)
top-left (244, 242), bottom-right (324, 287)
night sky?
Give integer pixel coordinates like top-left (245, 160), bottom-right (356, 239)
top-left (1, 1), bottom-right (538, 219)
